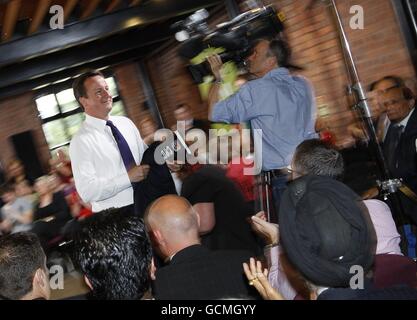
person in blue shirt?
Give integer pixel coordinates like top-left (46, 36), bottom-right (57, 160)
top-left (207, 38), bottom-right (317, 221)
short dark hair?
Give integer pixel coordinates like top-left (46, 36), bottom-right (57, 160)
top-left (267, 39), bottom-right (291, 68)
top-left (293, 139), bottom-right (344, 180)
top-left (0, 182), bottom-right (15, 196)
top-left (0, 232), bottom-right (46, 300)
top-left (370, 75), bottom-right (414, 101)
top-left (72, 70), bottom-right (105, 108)
top-left (72, 207), bottom-right (152, 300)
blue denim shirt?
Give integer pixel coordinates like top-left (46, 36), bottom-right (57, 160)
top-left (212, 67), bottom-right (317, 170)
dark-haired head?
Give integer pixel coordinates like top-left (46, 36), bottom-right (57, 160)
top-left (72, 207), bottom-right (153, 300)
top-left (0, 232), bottom-right (48, 300)
top-left (0, 182), bottom-right (16, 204)
top-left (0, 182), bottom-right (15, 196)
top-left (370, 75), bottom-right (414, 101)
top-left (292, 139), bottom-right (344, 180)
top-left (246, 38), bottom-right (301, 77)
top-left (370, 75), bottom-right (415, 123)
top-left (72, 70), bottom-right (105, 109)
top-left (267, 39), bottom-right (291, 68)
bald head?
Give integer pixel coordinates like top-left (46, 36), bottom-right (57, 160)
top-left (145, 195), bottom-right (200, 243)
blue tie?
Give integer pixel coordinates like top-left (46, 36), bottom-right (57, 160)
top-left (106, 120), bottom-right (136, 171)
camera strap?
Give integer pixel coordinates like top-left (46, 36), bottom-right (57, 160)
top-left (399, 184), bottom-right (417, 204)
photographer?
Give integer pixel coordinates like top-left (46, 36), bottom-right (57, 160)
top-left (207, 38), bottom-right (317, 218)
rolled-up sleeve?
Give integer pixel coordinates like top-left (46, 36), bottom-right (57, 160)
top-left (69, 138), bottom-right (131, 204)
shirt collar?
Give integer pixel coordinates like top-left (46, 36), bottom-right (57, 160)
top-left (265, 67), bottom-right (290, 78)
top-left (85, 113), bottom-right (110, 132)
top-left (383, 108), bottom-right (414, 140)
top-left (397, 108), bottom-right (414, 128)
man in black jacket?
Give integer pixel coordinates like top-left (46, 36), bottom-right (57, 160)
top-left (133, 141), bottom-right (177, 217)
top-left (145, 195), bottom-right (259, 300)
top-left (371, 76), bottom-right (417, 224)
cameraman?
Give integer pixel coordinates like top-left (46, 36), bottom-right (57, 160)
top-left (207, 38), bottom-right (317, 219)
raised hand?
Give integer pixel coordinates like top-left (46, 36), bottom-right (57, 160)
top-left (207, 54), bottom-right (223, 81)
top-left (128, 164), bottom-right (150, 182)
top-left (243, 257), bottom-right (284, 300)
top-left (250, 211), bottom-right (279, 246)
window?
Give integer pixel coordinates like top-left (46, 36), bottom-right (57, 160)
top-left (36, 76), bottom-right (126, 153)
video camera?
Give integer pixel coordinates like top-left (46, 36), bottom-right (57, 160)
top-left (172, 5), bottom-right (285, 83)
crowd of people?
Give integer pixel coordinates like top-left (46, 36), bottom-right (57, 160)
top-left (0, 157), bottom-right (92, 253)
top-left (0, 37), bottom-right (417, 300)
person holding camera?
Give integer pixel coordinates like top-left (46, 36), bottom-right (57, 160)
top-left (207, 38), bottom-right (317, 220)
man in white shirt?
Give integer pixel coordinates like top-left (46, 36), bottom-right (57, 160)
top-left (69, 70), bottom-right (149, 212)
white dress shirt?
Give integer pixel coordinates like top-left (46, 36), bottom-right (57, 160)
top-left (69, 114), bottom-right (146, 212)
top-left (383, 108), bottom-right (414, 141)
top-left (170, 172), bottom-right (183, 195)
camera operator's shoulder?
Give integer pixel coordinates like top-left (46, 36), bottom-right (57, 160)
top-left (292, 74), bottom-right (313, 88)
top-left (246, 77), bottom-right (274, 90)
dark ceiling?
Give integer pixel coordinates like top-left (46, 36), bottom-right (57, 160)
top-left (0, 0), bottom-right (223, 99)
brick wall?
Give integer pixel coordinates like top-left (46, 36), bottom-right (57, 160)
top-left (113, 63), bottom-right (148, 129)
top-left (145, 43), bottom-right (208, 128)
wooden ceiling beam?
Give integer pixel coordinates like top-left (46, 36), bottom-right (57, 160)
top-left (80, 0), bottom-right (101, 20)
top-left (64, 0), bottom-right (79, 22)
top-left (28, 0), bottom-right (52, 35)
top-left (130, 0), bottom-right (142, 7)
top-left (1, 0), bottom-right (22, 42)
top-left (105, 0), bottom-right (122, 13)
top-left (0, 0), bottom-right (222, 67)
